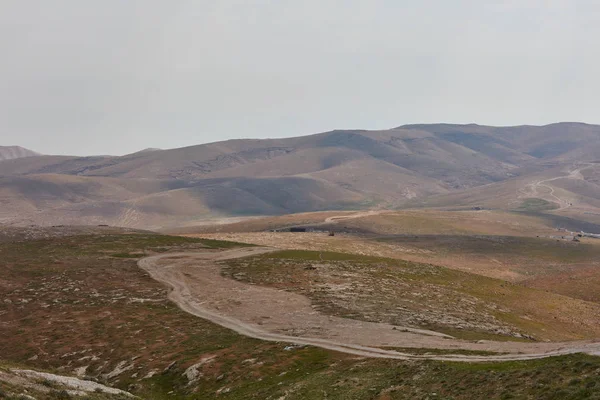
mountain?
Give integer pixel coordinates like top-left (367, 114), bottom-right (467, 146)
top-left (126, 147), bottom-right (163, 156)
top-left (2, 122), bottom-right (600, 228)
top-left (0, 146), bottom-right (40, 161)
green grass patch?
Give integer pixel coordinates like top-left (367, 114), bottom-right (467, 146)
top-left (110, 252), bottom-right (146, 258)
top-left (196, 238), bottom-right (256, 249)
top-left (259, 249), bottom-right (387, 262)
top-left (515, 198), bottom-right (559, 212)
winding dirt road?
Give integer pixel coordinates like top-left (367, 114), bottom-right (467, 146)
top-left (521, 163), bottom-right (596, 211)
top-left (324, 210), bottom-right (386, 224)
top-left (139, 248), bottom-right (600, 362)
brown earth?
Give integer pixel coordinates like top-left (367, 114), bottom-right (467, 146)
top-left (175, 208), bottom-right (562, 236)
top-left (5, 230), bottom-right (600, 399)
top-left (139, 248), bottom-right (600, 361)
top-left (184, 231), bottom-right (600, 283)
top-left (4, 123), bottom-right (600, 229)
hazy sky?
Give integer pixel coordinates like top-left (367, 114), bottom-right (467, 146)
top-left (1, 1), bottom-right (600, 156)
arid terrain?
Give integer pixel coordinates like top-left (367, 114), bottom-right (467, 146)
top-left (6, 0), bottom-right (600, 395)
top-left (3, 212), bottom-right (600, 398)
top-left (143, 248), bottom-right (600, 356)
top-left (4, 123), bottom-right (600, 229)
top-left (0, 146), bottom-right (40, 161)
top-left (4, 123), bottom-right (600, 398)
top-left (178, 210), bottom-right (600, 340)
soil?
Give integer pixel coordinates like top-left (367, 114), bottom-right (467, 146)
top-left (139, 248), bottom-right (600, 362)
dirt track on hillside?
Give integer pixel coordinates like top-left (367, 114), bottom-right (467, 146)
top-left (520, 163), bottom-right (596, 211)
top-left (324, 210), bottom-right (387, 223)
top-left (139, 248), bottom-right (600, 362)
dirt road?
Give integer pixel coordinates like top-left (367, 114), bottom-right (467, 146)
top-left (521, 163), bottom-right (595, 211)
top-left (324, 210), bottom-right (387, 224)
top-left (139, 248), bottom-right (600, 362)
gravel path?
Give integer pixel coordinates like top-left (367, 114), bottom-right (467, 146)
top-left (139, 248), bottom-right (600, 362)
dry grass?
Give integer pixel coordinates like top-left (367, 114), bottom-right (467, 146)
top-left (178, 209), bottom-right (560, 237)
top-left (3, 231), bottom-right (600, 399)
top-left (220, 250), bottom-right (600, 342)
top-left (190, 229), bottom-right (600, 284)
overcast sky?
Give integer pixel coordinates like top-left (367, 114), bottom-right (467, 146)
top-left (1, 1), bottom-right (599, 156)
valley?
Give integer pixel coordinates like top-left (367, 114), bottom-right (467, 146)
top-left (4, 123), bottom-right (600, 398)
top-left (4, 1), bottom-right (600, 397)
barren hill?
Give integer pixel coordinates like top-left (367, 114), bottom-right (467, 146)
top-left (0, 146), bottom-right (39, 161)
top-left (2, 122), bottom-right (600, 228)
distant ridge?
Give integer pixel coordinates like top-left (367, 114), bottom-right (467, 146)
top-left (0, 146), bottom-right (40, 161)
top-left (126, 148), bottom-right (162, 156)
top-left (2, 122), bottom-right (600, 228)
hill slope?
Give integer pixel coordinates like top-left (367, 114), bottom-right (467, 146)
top-left (0, 146), bottom-right (39, 161)
top-left (3, 122), bottom-right (600, 228)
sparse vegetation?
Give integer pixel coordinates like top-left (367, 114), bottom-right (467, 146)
top-left (516, 198), bottom-right (559, 212)
top-left (221, 249), bottom-right (600, 341)
top-left (3, 231), bottom-right (600, 399)
top-left (381, 347), bottom-right (506, 356)
top-left (197, 224), bottom-right (600, 303)
top-left (110, 252), bottom-right (145, 258)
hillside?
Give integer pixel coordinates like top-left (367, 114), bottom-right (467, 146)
top-left (0, 145), bottom-right (39, 161)
top-left (2, 122), bottom-right (600, 228)
top-left (4, 230), bottom-right (600, 399)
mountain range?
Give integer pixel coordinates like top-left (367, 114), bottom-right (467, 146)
top-left (2, 122), bottom-right (600, 229)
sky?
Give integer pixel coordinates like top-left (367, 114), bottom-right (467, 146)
top-left (1, 0), bottom-right (600, 156)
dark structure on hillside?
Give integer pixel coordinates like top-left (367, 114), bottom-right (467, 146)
top-left (290, 227), bottom-right (307, 233)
